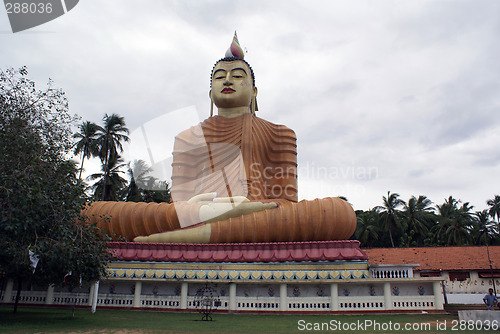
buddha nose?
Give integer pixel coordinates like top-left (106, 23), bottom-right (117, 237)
top-left (223, 73), bottom-right (232, 85)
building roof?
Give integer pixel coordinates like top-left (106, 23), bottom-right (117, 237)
top-left (108, 240), bottom-right (368, 263)
top-left (364, 246), bottom-right (500, 271)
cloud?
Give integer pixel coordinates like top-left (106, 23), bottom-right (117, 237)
top-left (1, 0), bottom-right (499, 212)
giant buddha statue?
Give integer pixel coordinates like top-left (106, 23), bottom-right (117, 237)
top-left (84, 33), bottom-right (356, 243)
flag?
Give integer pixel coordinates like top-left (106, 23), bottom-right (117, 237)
top-left (28, 250), bottom-right (39, 274)
top-left (64, 271), bottom-right (72, 283)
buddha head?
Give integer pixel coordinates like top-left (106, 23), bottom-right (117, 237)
top-left (209, 33), bottom-right (258, 116)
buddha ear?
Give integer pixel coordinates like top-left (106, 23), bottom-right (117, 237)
top-left (251, 87), bottom-right (258, 114)
top-left (209, 90), bottom-right (214, 117)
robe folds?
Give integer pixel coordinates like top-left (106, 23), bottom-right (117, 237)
top-left (84, 114), bottom-right (356, 242)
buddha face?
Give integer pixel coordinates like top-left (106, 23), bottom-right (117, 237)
top-left (210, 60), bottom-right (257, 109)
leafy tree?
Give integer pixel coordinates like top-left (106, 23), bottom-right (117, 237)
top-left (0, 67), bottom-right (112, 312)
top-left (142, 179), bottom-right (172, 203)
top-left (376, 191), bottom-right (404, 247)
top-left (95, 114), bottom-right (129, 201)
top-left (73, 121), bottom-right (99, 180)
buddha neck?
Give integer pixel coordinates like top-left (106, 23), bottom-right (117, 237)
top-left (217, 106), bottom-right (250, 118)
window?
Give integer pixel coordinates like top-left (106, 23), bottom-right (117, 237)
top-left (448, 271), bottom-right (470, 281)
top-left (420, 271), bottom-right (441, 277)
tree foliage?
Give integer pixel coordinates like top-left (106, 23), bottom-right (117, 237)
top-left (353, 191), bottom-right (500, 248)
top-left (0, 67), bottom-right (112, 312)
top-left (95, 113), bottom-right (130, 201)
top-left (73, 114), bottom-right (172, 203)
top-left (73, 121), bottom-right (100, 180)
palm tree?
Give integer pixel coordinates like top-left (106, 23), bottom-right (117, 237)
top-left (125, 160), bottom-right (153, 202)
top-left (95, 114), bottom-right (129, 201)
top-left (472, 210), bottom-right (496, 246)
top-left (355, 209), bottom-right (381, 248)
top-left (376, 191), bottom-right (404, 247)
top-left (433, 196), bottom-right (474, 246)
top-left (73, 121), bottom-right (99, 180)
top-left (487, 195), bottom-right (500, 230)
top-left (89, 155), bottom-right (127, 201)
top-left (401, 195), bottom-right (435, 247)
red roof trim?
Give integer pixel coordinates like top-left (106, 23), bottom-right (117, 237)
top-left (108, 240), bottom-right (368, 263)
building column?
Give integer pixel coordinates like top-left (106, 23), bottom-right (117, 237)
top-left (330, 283), bottom-right (338, 311)
top-left (133, 281), bottom-right (142, 308)
top-left (279, 283), bottom-right (287, 311)
top-left (2, 279), bottom-right (14, 303)
top-left (383, 282), bottom-right (392, 310)
top-left (433, 281), bottom-right (444, 310)
top-left (180, 282), bottom-right (188, 309)
top-left (88, 283), bottom-right (94, 306)
top-left (45, 285), bottom-right (54, 305)
top-left (91, 280), bottom-right (99, 314)
top-left (229, 283), bottom-right (237, 311)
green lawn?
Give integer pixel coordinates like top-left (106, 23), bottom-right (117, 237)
top-left (0, 306), bottom-right (496, 333)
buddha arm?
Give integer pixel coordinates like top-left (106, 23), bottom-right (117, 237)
top-left (83, 201), bottom-right (201, 241)
top-left (82, 197), bottom-right (275, 241)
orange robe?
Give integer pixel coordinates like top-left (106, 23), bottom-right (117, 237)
top-left (84, 114), bottom-right (356, 242)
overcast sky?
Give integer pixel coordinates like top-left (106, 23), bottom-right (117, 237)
top-left (1, 0), bottom-right (499, 212)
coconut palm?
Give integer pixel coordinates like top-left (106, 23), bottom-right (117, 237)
top-left (487, 195), bottom-right (500, 230)
top-left (88, 155), bottom-right (127, 201)
top-left (376, 191), bottom-right (404, 247)
top-left (433, 196), bottom-right (474, 246)
top-left (95, 114), bottom-right (129, 201)
top-left (401, 195), bottom-right (436, 246)
top-left (125, 159), bottom-right (153, 202)
top-left (472, 210), bottom-right (496, 246)
top-left (73, 121), bottom-right (99, 180)
top-left (355, 209), bottom-right (382, 248)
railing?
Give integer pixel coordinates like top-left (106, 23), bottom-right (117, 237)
top-left (97, 293), bottom-right (133, 306)
top-left (142, 295), bottom-right (180, 308)
top-left (236, 296), bottom-right (280, 311)
top-left (444, 280), bottom-right (493, 294)
top-left (338, 296), bottom-right (385, 310)
top-left (4, 290), bottom-right (439, 311)
top-left (16, 291), bottom-right (46, 304)
top-left (370, 267), bottom-right (413, 279)
top-left (53, 292), bottom-right (89, 306)
top-left (287, 297), bottom-right (330, 311)
top-left (392, 296), bottom-right (435, 309)
top-left (187, 296), bottom-right (229, 310)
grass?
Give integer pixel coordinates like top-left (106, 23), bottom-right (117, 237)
top-left (0, 306), bottom-right (496, 333)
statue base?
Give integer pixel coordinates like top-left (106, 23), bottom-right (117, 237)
top-left (3, 240), bottom-right (444, 313)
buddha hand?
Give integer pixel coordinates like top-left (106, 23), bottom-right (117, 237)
top-left (193, 193), bottom-right (278, 223)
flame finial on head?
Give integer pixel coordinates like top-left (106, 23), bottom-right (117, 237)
top-left (225, 31), bottom-right (244, 59)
